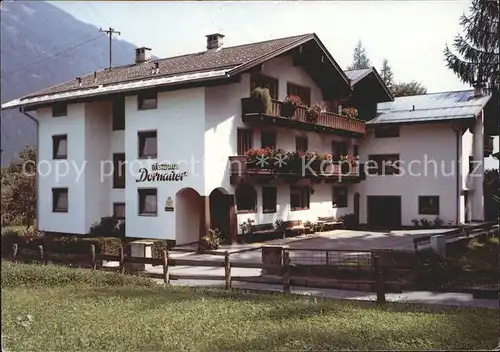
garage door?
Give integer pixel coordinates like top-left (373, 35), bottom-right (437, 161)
top-left (367, 196), bottom-right (402, 229)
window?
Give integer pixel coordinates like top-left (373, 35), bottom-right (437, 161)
top-left (113, 203), bottom-right (125, 219)
top-left (138, 91), bottom-right (157, 110)
top-left (332, 187), bottom-right (348, 208)
top-left (237, 128), bottom-right (253, 155)
top-left (52, 103), bottom-right (67, 117)
top-left (367, 154), bottom-right (400, 175)
top-left (235, 183), bottom-right (257, 213)
top-left (296, 136), bottom-right (308, 152)
top-left (290, 186), bottom-right (310, 211)
top-left (138, 131), bottom-right (157, 159)
top-left (52, 188), bottom-right (68, 213)
top-left (138, 188), bottom-right (157, 216)
top-left (353, 145), bottom-right (359, 157)
top-left (250, 73), bottom-right (278, 100)
top-left (113, 153), bottom-right (126, 189)
top-left (419, 196), bottom-right (439, 215)
top-left (374, 125), bottom-right (400, 138)
top-left (112, 97), bottom-right (125, 130)
top-left (261, 131), bottom-right (276, 149)
top-left (287, 83), bottom-right (311, 106)
top-left (332, 141), bottom-right (348, 160)
top-left (52, 134), bottom-right (67, 159)
top-left (262, 186), bottom-right (277, 213)
top-left (469, 156), bottom-right (474, 174)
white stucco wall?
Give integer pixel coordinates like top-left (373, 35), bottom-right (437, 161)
top-left (353, 123), bottom-right (459, 226)
top-left (37, 104), bottom-right (87, 234)
top-left (125, 88), bottom-right (206, 240)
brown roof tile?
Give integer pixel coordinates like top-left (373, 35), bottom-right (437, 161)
top-left (25, 33), bottom-right (313, 98)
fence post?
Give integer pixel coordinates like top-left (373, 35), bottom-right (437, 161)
top-left (373, 254), bottom-right (386, 304)
top-left (90, 244), bottom-right (96, 270)
top-left (38, 245), bottom-right (46, 265)
top-left (119, 245), bottom-right (125, 274)
top-left (282, 249), bottom-right (290, 293)
top-left (162, 250), bottom-right (170, 285)
top-left (11, 243), bottom-right (18, 262)
top-left (224, 250), bottom-right (231, 290)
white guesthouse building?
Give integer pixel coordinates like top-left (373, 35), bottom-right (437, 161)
top-left (2, 33), bottom-right (496, 245)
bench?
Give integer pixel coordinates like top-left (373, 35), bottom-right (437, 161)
top-left (317, 216), bottom-right (342, 231)
top-left (250, 223), bottom-right (275, 234)
top-left (285, 220), bottom-right (307, 234)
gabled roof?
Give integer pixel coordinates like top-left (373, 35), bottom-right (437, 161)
top-left (344, 67), bottom-right (393, 101)
top-left (2, 33), bottom-right (350, 110)
top-left (369, 90), bottom-right (492, 125)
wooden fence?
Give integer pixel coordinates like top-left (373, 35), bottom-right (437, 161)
top-left (8, 244), bottom-right (388, 304)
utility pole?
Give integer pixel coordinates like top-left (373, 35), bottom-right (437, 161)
top-left (99, 27), bottom-right (121, 70)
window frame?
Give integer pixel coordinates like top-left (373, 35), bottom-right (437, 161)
top-left (138, 188), bottom-right (158, 216)
top-left (290, 186), bottom-right (310, 211)
top-left (237, 128), bottom-right (254, 156)
top-left (52, 134), bottom-right (68, 160)
top-left (137, 91), bottom-right (158, 110)
top-left (250, 73), bottom-right (279, 100)
top-left (332, 187), bottom-right (348, 208)
top-left (295, 136), bottom-right (308, 153)
top-left (287, 82), bottom-right (311, 107)
top-left (113, 202), bottom-right (126, 220)
top-left (235, 183), bottom-right (257, 214)
top-left (52, 103), bottom-right (68, 117)
top-left (332, 141), bottom-right (348, 160)
top-left (418, 196), bottom-right (440, 215)
top-left (112, 97), bottom-right (125, 130)
top-left (262, 186), bottom-right (277, 214)
top-left (374, 125), bottom-right (400, 138)
top-left (261, 130), bottom-right (277, 149)
top-left (113, 153), bottom-right (126, 189)
top-left (52, 188), bottom-right (69, 213)
top-left (138, 130), bottom-right (157, 159)
top-left (367, 154), bottom-right (400, 175)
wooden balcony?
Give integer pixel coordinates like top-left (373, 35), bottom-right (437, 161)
top-left (229, 155), bottom-right (365, 185)
top-left (241, 98), bottom-right (366, 137)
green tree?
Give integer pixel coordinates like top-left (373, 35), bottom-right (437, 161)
top-left (347, 40), bottom-right (371, 70)
top-left (380, 58), bottom-right (394, 88)
top-left (391, 81), bottom-right (427, 97)
top-left (1, 146), bottom-right (37, 228)
top-left (444, 0), bottom-right (499, 91)
top-left (484, 168), bottom-right (499, 221)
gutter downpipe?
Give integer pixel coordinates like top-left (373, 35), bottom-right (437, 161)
top-left (20, 105), bottom-right (39, 231)
top-left (451, 121), bottom-right (461, 226)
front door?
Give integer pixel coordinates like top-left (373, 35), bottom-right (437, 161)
top-left (209, 191), bottom-right (231, 242)
top-left (367, 196), bottom-right (401, 229)
top-left (354, 192), bottom-right (360, 223)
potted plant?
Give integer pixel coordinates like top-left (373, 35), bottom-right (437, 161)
top-left (245, 148), bottom-right (273, 170)
top-left (199, 228), bottom-right (222, 250)
top-left (339, 155), bottom-right (358, 174)
top-left (275, 219), bottom-right (287, 239)
top-left (341, 107), bottom-right (358, 119)
top-left (305, 103), bottom-right (323, 123)
top-left (282, 95), bottom-right (302, 118)
top-left (246, 87), bottom-right (272, 114)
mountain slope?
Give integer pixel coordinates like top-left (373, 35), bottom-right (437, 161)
top-left (1, 1), bottom-right (139, 165)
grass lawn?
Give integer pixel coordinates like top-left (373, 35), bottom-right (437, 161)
top-left (2, 262), bottom-right (498, 351)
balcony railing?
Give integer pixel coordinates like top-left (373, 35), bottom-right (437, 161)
top-left (228, 155), bottom-right (365, 185)
top-left (241, 98), bottom-right (366, 136)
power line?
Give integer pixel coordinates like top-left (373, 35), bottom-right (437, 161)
top-left (4, 33), bottom-right (105, 77)
top-left (99, 27), bottom-right (121, 70)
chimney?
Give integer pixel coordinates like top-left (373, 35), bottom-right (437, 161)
top-left (206, 33), bottom-right (224, 51)
top-left (76, 77), bottom-right (82, 86)
top-left (473, 84), bottom-right (484, 97)
top-left (135, 47), bottom-right (152, 64)
top-left (93, 71), bottom-right (97, 83)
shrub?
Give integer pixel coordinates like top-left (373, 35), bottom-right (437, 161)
top-left (250, 87), bottom-right (272, 114)
top-left (44, 236), bottom-right (122, 256)
top-left (340, 213), bottom-right (359, 230)
top-left (200, 228), bottom-right (222, 250)
top-left (239, 218), bottom-right (255, 235)
top-left (1, 260), bottom-right (156, 288)
top-left (275, 219), bottom-right (287, 238)
top-left (89, 216), bottom-right (125, 238)
top-left (151, 240), bottom-right (175, 258)
top-left (433, 217), bottom-right (444, 227)
top-left (1, 227), bottom-right (44, 256)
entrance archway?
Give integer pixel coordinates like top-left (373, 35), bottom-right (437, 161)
top-left (175, 188), bottom-right (202, 245)
top-left (209, 188), bottom-right (234, 243)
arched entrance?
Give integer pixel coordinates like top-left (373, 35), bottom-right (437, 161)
top-left (175, 188), bottom-right (202, 245)
top-left (209, 188), bottom-right (234, 243)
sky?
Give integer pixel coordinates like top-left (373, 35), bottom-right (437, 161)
top-left (49, 0), bottom-right (498, 168)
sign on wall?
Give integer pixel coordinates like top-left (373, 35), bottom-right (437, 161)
top-left (165, 197), bottom-right (174, 211)
top-left (136, 163), bottom-right (188, 182)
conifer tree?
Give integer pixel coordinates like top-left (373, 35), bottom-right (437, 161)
top-left (380, 58), bottom-right (394, 88)
top-left (347, 40), bottom-right (371, 70)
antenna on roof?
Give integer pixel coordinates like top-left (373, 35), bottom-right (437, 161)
top-left (99, 27), bottom-right (121, 70)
